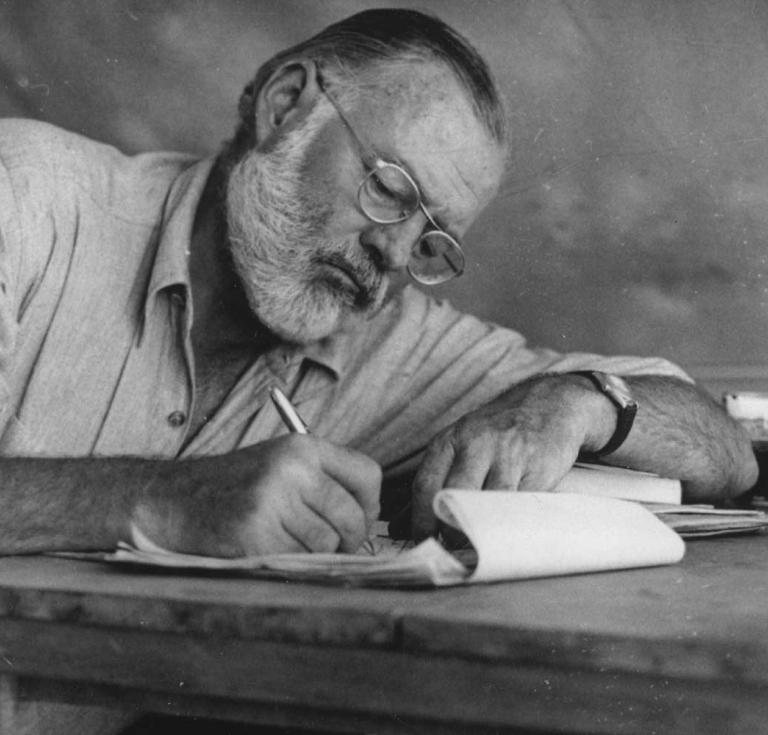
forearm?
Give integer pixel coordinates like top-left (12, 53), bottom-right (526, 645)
top-left (0, 436), bottom-right (382, 557)
top-left (573, 374), bottom-right (758, 502)
top-left (0, 456), bottom-right (162, 554)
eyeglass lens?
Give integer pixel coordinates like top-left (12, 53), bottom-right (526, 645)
top-left (409, 232), bottom-right (465, 285)
top-left (359, 163), bottom-right (419, 223)
top-left (358, 163), bottom-right (464, 284)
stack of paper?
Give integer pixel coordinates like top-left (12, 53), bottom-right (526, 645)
top-left (562, 464), bottom-right (768, 537)
top-left (646, 503), bottom-right (768, 537)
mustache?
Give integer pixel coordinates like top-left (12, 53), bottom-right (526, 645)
top-left (315, 250), bottom-right (386, 308)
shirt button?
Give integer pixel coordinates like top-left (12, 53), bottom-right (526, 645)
top-left (167, 411), bottom-right (187, 427)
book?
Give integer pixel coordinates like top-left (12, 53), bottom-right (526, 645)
top-left (646, 503), bottom-right (768, 537)
top-left (555, 465), bottom-right (768, 538)
top-left (557, 462), bottom-right (682, 503)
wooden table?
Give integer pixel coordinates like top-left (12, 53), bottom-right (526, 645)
top-left (1, 535), bottom-right (768, 735)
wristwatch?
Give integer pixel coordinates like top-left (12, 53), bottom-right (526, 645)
top-left (568, 370), bottom-right (638, 457)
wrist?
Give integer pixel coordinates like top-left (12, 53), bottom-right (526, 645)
top-left (566, 371), bottom-right (638, 457)
top-left (527, 372), bottom-right (617, 452)
top-left (129, 459), bottom-right (191, 552)
top-left (131, 455), bottom-right (246, 556)
top-left (557, 373), bottom-right (619, 453)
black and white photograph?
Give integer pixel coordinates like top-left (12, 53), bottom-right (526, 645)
top-left (0, 2), bottom-right (766, 733)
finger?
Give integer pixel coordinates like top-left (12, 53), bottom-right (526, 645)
top-left (517, 462), bottom-right (569, 494)
top-left (236, 492), bottom-right (340, 555)
top-left (442, 441), bottom-right (495, 489)
top-left (411, 437), bottom-right (455, 541)
top-left (515, 442), bottom-right (580, 495)
top-left (484, 457), bottom-right (524, 491)
top-left (302, 479), bottom-right (368, 553)
top-left (314, 440), bottom-right (382, 524)
top-left (282, 502), bottom-right (343, 553)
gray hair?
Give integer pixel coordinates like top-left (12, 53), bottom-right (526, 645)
top-left (228, 8), bottom-right (506, 159)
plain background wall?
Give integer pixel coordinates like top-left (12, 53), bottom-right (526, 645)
top-left (1, 0), bottom-right (767, 388)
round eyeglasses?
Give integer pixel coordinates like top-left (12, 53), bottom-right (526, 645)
top-left (357, 160), bottom-right (466, 285)
top-left (316, 72), bottom-right (466, 286)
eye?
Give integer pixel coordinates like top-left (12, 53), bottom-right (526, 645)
top-left (363, 162), bottom-right (419, 211)
top-left (368, 171), bottom-right (400, 205)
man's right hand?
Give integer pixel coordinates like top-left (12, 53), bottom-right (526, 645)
top-left (130, 435), bottom-right (382, 557)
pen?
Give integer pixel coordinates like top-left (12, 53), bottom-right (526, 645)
top-left (269, 385), bottom-right (376, 555)
top-left (269, 386), bottom-right (310, 434)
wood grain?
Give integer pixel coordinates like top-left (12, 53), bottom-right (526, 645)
top-left (0, 536), bottom-right (766, 733)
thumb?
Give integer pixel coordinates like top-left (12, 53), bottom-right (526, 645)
top-left (410, 441), bottom-right (454, 541)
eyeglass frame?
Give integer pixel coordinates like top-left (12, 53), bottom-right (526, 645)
top-left (315, 72), bottom-right (466, 284)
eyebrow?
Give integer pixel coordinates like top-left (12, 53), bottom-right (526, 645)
top-left (319, 76), bottom-right (458, 235)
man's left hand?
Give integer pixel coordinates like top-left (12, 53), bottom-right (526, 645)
top-left (410, 373), bottom-right (616, 539)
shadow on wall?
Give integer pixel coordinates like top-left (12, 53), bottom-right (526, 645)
top-left (0, 0), bottom-right (767, 372)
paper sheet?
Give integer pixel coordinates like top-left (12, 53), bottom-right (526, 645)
top-left (560, 463), bottom-right (682, 503)
top-left (434, 491), bottom-right (685, 583)
top-left (107, 492), bottom-right (686, 587)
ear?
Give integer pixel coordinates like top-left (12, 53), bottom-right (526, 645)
top-left (254, 60), bottom-right (322, 147)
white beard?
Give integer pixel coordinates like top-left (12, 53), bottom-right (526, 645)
top-left (225, 105), bottom-right (388, 344)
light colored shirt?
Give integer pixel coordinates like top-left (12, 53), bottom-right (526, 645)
top-left (0, 119), bottom-right (687, 475)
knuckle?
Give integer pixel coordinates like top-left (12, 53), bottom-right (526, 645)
top-left (427, 424), bottom-right (456, 452)
top-left (304, 524), bottom-right (340, 552)
top-left (279, 433), bottom-right (319, 460)
top-left (336, 509), bottom-right (367, 550)
top-left (451, 417), bottom-right (500, 449)
top-left (270, 457), bottom-right (313, 492)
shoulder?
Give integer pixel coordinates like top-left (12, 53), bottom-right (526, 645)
top-left (373, 285), bottom-right (481, 334)
top-left (340, 285), bottom-right (527, 381)
top-left (0, 118), bottom-right (122, 186)
top-left (0, 118), bottom-right (195, 225)
top-left (352, 285), bottom-right (688, 382)
top-left (373, 285), bottom-right (526, 353)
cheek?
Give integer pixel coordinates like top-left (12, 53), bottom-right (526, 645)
top-left (299, 127), bottom-right (370, 236)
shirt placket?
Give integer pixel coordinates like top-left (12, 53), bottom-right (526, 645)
top-left (92, 289), bottom-right (193, 457)
top-left (181, 347), bottom-right (305, 456)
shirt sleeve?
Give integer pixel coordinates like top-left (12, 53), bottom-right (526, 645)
top-left (338, 286), bottom-right (690, 470)
top-left (0, 147), bottom-right (21, 431)
top-left (0, 121), bottom-right (71, 439)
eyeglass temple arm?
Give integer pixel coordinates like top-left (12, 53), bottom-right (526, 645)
top-left (319, 70), bottom-right (463, 278)
top-left (317, 72), bottom-right (374, 162)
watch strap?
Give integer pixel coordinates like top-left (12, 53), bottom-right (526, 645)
top-left (568, 370), bottom-right (638, 457)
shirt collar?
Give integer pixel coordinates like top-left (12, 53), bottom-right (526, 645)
top-left (143, 155), bottom-right (350, 380)
top-left (146, 156), bottom-right (215, 301)
top-left (294, 332), bottom-right (353, 379)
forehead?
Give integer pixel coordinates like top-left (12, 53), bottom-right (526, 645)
top-left (352, 65), bottom-right (505, 231)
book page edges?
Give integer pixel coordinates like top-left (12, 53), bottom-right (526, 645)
top-left (556, 465), bottom-right (682, 503)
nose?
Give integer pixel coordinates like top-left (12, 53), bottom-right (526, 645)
top-left (361, 213), bottom-right (427, 272)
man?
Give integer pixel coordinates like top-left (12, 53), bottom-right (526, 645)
top-left (0, 8), bottom-right (756, 559)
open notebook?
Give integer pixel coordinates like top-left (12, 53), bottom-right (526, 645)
top-left (102, 463), bottom-right (768, 588)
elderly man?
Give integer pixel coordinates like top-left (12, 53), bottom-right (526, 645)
top-left (0, 8), bottom-right (756, 559)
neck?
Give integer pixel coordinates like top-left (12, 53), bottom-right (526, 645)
top-left (188, 161), bottom-right (278, 354)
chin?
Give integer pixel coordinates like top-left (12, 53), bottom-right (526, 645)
top-left (249, 289), bottom-right (345, 345)
top-left (255, 289), bottom-right (382, 345)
